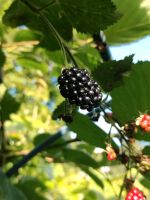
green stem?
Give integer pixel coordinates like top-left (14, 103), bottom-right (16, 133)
top-left (100, 105), bottom-right (129, 145)
top-left (38, 11), bottom-right (68, 66)
top-left (21, 0), bottom-right (79, 67)
top-left (118, 171), bottom-right (128, 200)
top-left (99, 170), bottom-right (118, 198)
top-left (37, 0), bottom-right (56, 11)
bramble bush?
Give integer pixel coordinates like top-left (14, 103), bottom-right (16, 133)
top-left (0, 0), bottom-right (150, 199)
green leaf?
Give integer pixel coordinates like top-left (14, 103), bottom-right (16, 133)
top-left (33, 133), bottom-right (51, 146)
top-left (33, 133), bottom-right (65, 147)
top-left (0, 170), bottom-right (27, 200)
top-left (17, 57), bottom-right (48, 73)
top-left (3, 0), bottom-right (72, 50)
top-left (1, 91), bottom-right (20, 121)
top-left (52, 101), bottom-right (65, 120)
top-left (14, 29), bottom-right (42, 42)
top-left (60, 0), bottom-right (121, 33)
top-left (135, 131), bottom-right (150, 141)
top-left (92, 55), bottom-right (133, 92)
top-left (140, 178), bottom-right (150, 189)
top-left (81, 166), bottom-right (104, 189)
top-left (16, 177), bottom-right (47, 200)
top-left (63, 148), bottom-right (99, 168)
top-left (105, 0), bottom-right (150, 44)
top-left (142, 146), bottom-right (150, 155)
top-left (111, 61), bottom-right (150, 124)
top-left (68, 112), bottom-right (107, 148)
top-left (142, 172), bottom-right (150, 180)
top-left (0, 48), bottom-right (6, 69)
top-left (75, 46), bottom-right (100, 71)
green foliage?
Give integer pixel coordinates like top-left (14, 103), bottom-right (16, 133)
top-left (135, 131), bottom-right (150, 141)
top-left (3, 0), bottom-right (72, 50)
top-left (1, 90), bottom-right (20, 121)
top-left (143, 146), bottom-right (150, 155)
top-left (16, 177), bottom-right (47, 200)
top-left (92, 55), bottom-right (133, 92)
top-left (111, 61), bottom-right (150, 124)
top-left (14, 29), bottom-right (42, 42)
top-left (0, 0), bottom-right (150, 199)
top-left (3, 0), bottom-right (120, 50)
top-left (0, 48), bottom-right (6, 69)
top-left (62, 148), bottom-right (99, 168)
top-left (52, 101), bottom-right (65, 120)
top-left (81, 167), bottom-right (104, 189)
top-left (105, 0), bottom-right (150, 44)
top-left (68, 112), bottom-right (107, 148)
top-left (17, 57), bottom-right (48, 73)
top-left (0, 170), bottom-right (27, 200)
top-left (59, 0), bottom-right (121, 33)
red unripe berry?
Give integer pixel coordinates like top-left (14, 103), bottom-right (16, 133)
top-left (144, 126), bottom-right (150, 132)
top-left (107, 153), bottom-right (115, 161)
top-left (125, 187), bottom-right (146, 200)
top-left (106, 145), bottom-right (117, 161)
top-left (142, 114), bottom-right (150, 121)
top-left (139, 120), bottom-right (148, 128)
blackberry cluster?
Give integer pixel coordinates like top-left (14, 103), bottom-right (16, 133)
top-left (58, 67), bottom-right (102, 111)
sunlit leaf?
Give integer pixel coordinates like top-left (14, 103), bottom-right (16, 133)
top-left (105, 0), bottom-right (150, 44)
top-left (111, 61), bottom-right (150, 124)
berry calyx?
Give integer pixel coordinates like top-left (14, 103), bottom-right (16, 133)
top-left (58, 66), bottom-right (102, 111)
top-left (125, 187), bottom-right (146, 200)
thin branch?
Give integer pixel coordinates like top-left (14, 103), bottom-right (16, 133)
top-left (5, 131), bottom-right (63, 177)
top-left (100, 104), bottom-right (129, 145)
top-left (93, 31), bottom-right (111, 61)
top-left (118, 171), bottom-right (128, 200)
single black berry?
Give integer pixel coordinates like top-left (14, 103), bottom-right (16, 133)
top-left (58, 66), bottom-right (102, 111)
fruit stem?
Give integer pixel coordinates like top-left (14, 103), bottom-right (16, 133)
top-left (21, 0), bottom-right (79, 68)
top-left (100, 104), bottom-right (129, 145)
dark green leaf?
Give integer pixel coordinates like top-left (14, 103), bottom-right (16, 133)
top-left (92, 55), bottom-right (133, 92)
top-left (63, 148), bottom-right (99, 168)
top-left (52, 101), bottom-right (65, 120)
top-left (140, 178), bottom-right (150, 189)
top-left (142, 146), bottom-right (150, 155)
top-left (0, 48), bottom-right (6, 69)
top-left (33, 133), bottom-right (51, 146)
top-left (60, 0), bottom-right (121, 33)
top-left (105, 0), bottom-right (150, 44)
top-left (1, 91), bottom-right (20, 121)
top-left (16, 177), bottom-right (47, 200)
top-left (3, 0), bottom-right (72, 50)
top-left (111, 61), bottom-right (150, 124)
top-left (68, 112), bottom-right (107, 148)
top-left (81, 166), bottom-right (104, 189)
top-left (0, 170), bottom-right (27, 200)
top-left (135, 131), bottom-right (150, 142)
top-left (142, 172), bottom-right (150, 180)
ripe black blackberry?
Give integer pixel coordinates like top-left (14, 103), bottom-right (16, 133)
top-left (58, 66), bottom-right (102, 111)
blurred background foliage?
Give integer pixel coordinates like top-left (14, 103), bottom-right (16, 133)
top-left (0, 0), bottom-right (150, 199)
